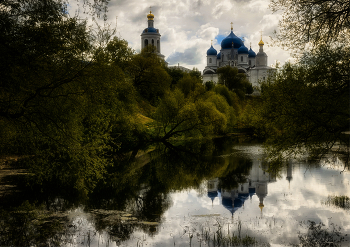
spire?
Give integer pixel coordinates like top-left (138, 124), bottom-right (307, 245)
top-left (230, 22), bottom-right (233, 31)
top-left (259, 31), bottom-right (264, 46)
top-left (147, 6), bottom-right (154, 20)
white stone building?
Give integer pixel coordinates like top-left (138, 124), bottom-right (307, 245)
top-left (202, 25), bottom-right (276, 88)
top-left (140, 11), bottom-right (165, 61)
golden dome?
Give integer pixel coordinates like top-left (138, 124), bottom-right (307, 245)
top-left (147, 11), bottom-right (154, 20)
top-left (259, 202), bottom-right (264, 211)
top-left (258, 38), bottom-right (264, 46)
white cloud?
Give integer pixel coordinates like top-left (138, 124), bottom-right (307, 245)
top-left (69, 0), bottom-right (290, 71)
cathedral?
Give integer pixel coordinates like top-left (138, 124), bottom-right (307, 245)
top-left (140, 11), bottom-right (275, 87)
top-left (203, 24), bottom-right (276, 88)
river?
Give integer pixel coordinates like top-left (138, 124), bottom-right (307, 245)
top-left (0, 137), bottom-right (349, 246)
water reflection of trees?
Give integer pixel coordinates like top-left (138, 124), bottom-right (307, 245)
top-left (324, 195), bottom-right (350, 210)
top-left (1, 138), bottom-right (251, 245)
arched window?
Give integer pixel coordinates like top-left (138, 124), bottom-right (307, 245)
top-left (157, 40), bottom-right (160, 52)
top-left (144, 39), bottom-right (148, 47)
top-left (152, 39), bottom-right (154, 46)
top-left (209, 58), bottom-right (212, 63)
top-left (241, 56), bottom-right (243, 62)
top-left (235, 54), bottom-right (238, 59)
top-left (249, 60), bottom-right (251, 66)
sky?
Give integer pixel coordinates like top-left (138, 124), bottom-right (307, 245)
top-left (70, 0), bottom-right (293, 72)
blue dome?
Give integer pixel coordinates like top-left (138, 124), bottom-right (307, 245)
top-left (217, 52), bottom-right (221, 59)
top-left (238, 45), bottom-right (249, 54)
top-left (143, 27), bottom-right (158, 33)
top-left (221, 31), bottom-right (244, 49)
top-left (207, 191), bottom-right (218, 199)
top-left (248, 47), bottom-right (256, 58)
top-left (207, 45), bottom-right (217, 56)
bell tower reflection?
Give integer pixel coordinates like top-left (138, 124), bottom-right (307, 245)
top-left (207, 178), bottom-right (219, 206)
top-left (286, 161), bottom-right (293, 189)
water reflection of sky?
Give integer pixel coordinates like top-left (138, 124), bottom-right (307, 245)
top-left (64, 144), bottom-right (350, 246)
top-left (123, 144), bottom-right (350, 246)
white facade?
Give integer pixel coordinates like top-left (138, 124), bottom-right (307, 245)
top-left (203, 28), bottom-right (276, 89)
top-left (140, 11), bottom-right (165, 60)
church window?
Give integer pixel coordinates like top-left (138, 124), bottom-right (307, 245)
top-left (236, 54), bottom-right (238, 59)
top-left (152, 39), bottom-right (154, 46)
top-left (241, 185), bottom-right (243, 191)
top-left (241, 56), bottom-right (243, 62)
top-left (249, 60), bottom-right (251, 66)
top-left (209, 58), bottom-right (212, 63)
top-left (157, 40), bottom-right (160, 52)
top-left (144, 39), bottom-right (148, 47)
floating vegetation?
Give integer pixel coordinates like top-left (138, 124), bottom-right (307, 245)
top-left (179, 219), bottom-right (270, 247)
top-left (323, 195), bottom-right (350, 210)
top-left (297, 221), bottom-right (347, 247)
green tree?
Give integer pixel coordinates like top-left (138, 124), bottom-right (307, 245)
top-left (259, 46), bottom-right (349, 161)
top-left (0, 0), bottom-right (139, 193)
top-left (217, 66), bottom-right (253, 99)
top-left (165, 67), bottom-right (185, 87)
top-left (261, 0), bottom-right (350, 165)
top-left (105, 37), bottom-right (134, 71)
top-left (152, 89), bottom-right (227, 140)
top-left (270, 0), bottom-right (350, 51)
top-left (176, 73), bottom-right (202, 98)
top-left (128, 45), bottom-right (171, 105)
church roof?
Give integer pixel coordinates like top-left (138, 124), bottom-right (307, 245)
top-left (238, 45), bottom-right (249, 54)
top-left (221, 31), bottom-right (244, 49)
top-left (143, 27), bottom-right (158, 33)
top-left (207, 191), bottom-right (218, 199)
top-left (207, 45), bottom-right (217, 56)
top-left (248, 47), bottom-right (256, 57)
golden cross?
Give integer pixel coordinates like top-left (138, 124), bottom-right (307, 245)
top-left (211, 40), bottom-right (213, 45)
top-left (230, 22), bottom-right (233, 30)
top-left (149, 6), bottom-right (152, 13)
top-left (260, 30), bottom-right (263, 40)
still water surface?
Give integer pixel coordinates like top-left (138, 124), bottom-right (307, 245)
top-left (1, 138), bottom-right (350, 246)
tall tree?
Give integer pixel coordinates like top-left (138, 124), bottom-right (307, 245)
top-left (259, 46), bottom-right (349, 162)
top-left (270, 0), bottom-right (350, 50)
top-left (0, 0), bottom-right (139, 193)
top-left (128, 45), bottom-right (171, 105)
top-left (258, 0), bottom-right (350, 165)
top-left (217, 66), bottom-right (253, 99)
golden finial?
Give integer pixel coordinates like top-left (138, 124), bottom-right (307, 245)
top-left (259, 202), bottom-right (264, 212)
top-left (211, 40), bottom-right (213, 45)
top-left (250, 42), bottom-right (252, 48)
top-left (230, 22), bottom-right (233, 30)
top-left (258, 31), bottom-right (264, 45)
top-left (147, 7), bottom-right (154, 20)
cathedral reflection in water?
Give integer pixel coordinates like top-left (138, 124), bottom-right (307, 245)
top-left (207, 160), bottom-right (293, 216)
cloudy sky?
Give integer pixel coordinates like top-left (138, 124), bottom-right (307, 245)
top-left (71, 0), bottom-right (293, 72)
